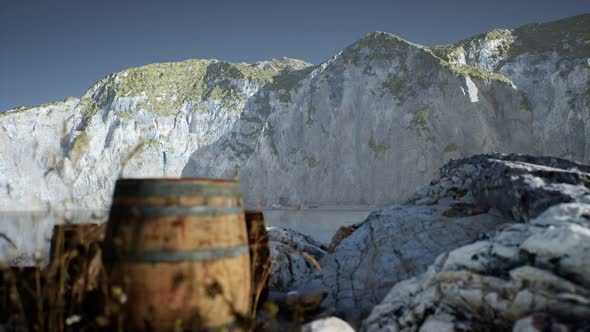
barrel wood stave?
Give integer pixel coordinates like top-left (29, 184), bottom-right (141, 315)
top-left (104, 178), bottom-right (251, 331)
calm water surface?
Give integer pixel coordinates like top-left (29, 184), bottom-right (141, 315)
top-left (0, 208), bottom-right (372, 265)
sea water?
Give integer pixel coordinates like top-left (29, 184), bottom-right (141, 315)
top-left (0, 208), bottom-right (372, 265)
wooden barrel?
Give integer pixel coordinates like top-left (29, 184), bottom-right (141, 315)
top-left (244, 211), bottom-right (271, 317)
top-left (103, 178), bottom-right (251, 331)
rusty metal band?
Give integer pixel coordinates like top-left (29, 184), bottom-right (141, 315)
top-left (109, 206), bottom-right (244, 217)
top-left (113, 180), bottom-right (242, 198)
top-left (103, 244), bottom-right (249, 263)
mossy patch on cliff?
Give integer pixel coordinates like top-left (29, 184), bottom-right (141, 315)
top-left (1, 97), bottom-right (77, 118)
top-left (448, 63), bottom-right (513, 84)
top-left (427, 48), bottom-right (513, 84)
top-left (430, 44), bottom-right (465, 64)
top-left (382, 76), bottom-right (418, 105)
top-left (0, 108), bottom-right (32, 118)
top-left (252, 57), bottom-right (313, 74)
top-left (430, 29), bottom-right (515, 65)
top-left (368, 135), bottom-right (389, 160)
top-left (268, 66), bottom-right (314, 103)
top-left (70, 132), bottom-right (89, 164)
top-left (411, 111), bottom-right (428, 129)
top-left (104, 59), bottom-right (273, 116)
top-left (383, 78), bottom-right (404, 96)
top-left (425, 35), bottom-right (515, 85)
top-left (429, 26), bottom-right (518, 83)
top-left (443, 143), bottom-right (458, 153)
top-left (303, 154), bottom-right (320, 168)
top-left (520, 97), bottom-right (533, 112)
top-left (115, 111), bottom-right (133, 120)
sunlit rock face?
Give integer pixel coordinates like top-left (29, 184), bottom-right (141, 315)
top-left (0, 14), bottom-right (588, 210)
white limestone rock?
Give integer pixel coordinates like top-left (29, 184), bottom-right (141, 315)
top-left (362, 154), bottom-right (590, 331)
top-left (302, 317), bottom-right (355, 332)
top-left (268, 226), bottom-right (328, 291)
top-left (363, 206), bottom-right (590, 330)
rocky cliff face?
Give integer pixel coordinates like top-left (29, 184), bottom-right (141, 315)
top-left (0, 15), bottom-right (588, 210)
top-left (431, 14), bottom-right (590, 161)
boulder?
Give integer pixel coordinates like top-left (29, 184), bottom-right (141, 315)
top-left (363, 202), bottom-right (590, 331)
top-left (268, 226), bottom-right (328, 291)
top-left (363, 154), bottom-right (590, 331)
top-left (442, 153), bottom-right (590, 222)
top-left (302, 317), bottom-right (355, 332)
top-left (302, 154), bottom-right (514, 323)
top-left (305, 199), bottom-right (507, 324)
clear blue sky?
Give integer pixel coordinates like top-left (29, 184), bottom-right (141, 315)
top-left (0, 0), bottom-right (588, 110)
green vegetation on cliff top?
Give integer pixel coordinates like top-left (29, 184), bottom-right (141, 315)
top-left (431, 14), bottom-right (589, 69)
top-left (104, 60), bottom-right (275, 115)
top-left (0, 97), bottom-right (78, 118)
top-left (341, 31), bottom-right (513, 86)
top-left (510, 14), bottom-right (589, 60)
top-left (430, 29), bottom-right (515, 63)
top-left (78, 58), bottom-right (316, 116)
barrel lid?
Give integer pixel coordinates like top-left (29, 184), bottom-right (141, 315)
top-left (113, 178), bottom-right (241, 198)
top-left (116, 178), bottom-right (238, 184)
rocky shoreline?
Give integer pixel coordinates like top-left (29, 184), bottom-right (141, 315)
top-left (269, 153), bottom-right (590, 331)
top-left (1, 153), bottom-right (588, 330)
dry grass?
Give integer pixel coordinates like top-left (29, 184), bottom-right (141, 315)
top-left (245, 212), bottom-right (272, 329)
top-left (0, 224), bottom-right (124, 332)
top-left (0, 219), bottom-right (282, 331)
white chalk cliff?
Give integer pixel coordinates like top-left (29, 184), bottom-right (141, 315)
top-left (0, 15), bottom-right (588, 210)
